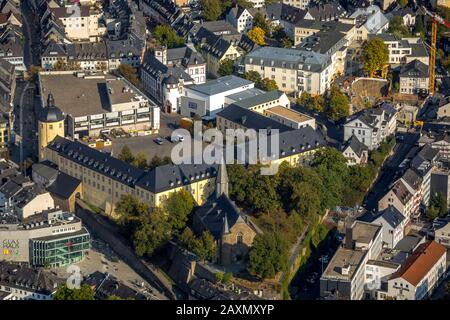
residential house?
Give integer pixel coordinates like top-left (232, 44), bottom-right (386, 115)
top-left (225, 5), bottom-right (264, 34)
top-left (378, 179), bottom-right (416, 224)
top-left (343, 103), bottom-right (397, 150)
top-left (437, 96), bottom-right (450, 119)
top-left (341, 135), bottom-right (369, 166)
top-left (346, 5), bottom-right (389, 42)
top-left (434, 220), bottom-right (450, 248)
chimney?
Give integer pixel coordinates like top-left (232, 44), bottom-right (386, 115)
top-left (345, 226), bottom-right (353, 249)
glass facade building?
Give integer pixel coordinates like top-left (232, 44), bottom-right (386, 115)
top-left (31, 229), bottom-right (90, 268)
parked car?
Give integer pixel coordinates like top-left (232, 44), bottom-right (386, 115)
top-left (170, 134), bottom-right (185, 143)
top-left (154, 137), bottom-right (164, 145)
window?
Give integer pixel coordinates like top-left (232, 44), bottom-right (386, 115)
top-left (237, 232), bottom-right (243, 243)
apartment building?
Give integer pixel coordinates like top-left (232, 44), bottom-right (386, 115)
top-left (49, 5), bottom-right (106, 42)
top-left (399, 59), bottom-right (430, 95)
top-left (244, 46), bottom-right (332, 96)
top-left (43, 136), bottom-right (220, 216)
top-left (343, 103), bottom-right (397, 150)
top-left (387, 241), bottom-right (446, 300)
top-left (373, 206), bottom-right (405, 249)
top-left (38, 72), bottom-right (160, 139)
top-left (281, 0), bottom-right (311, 10)
top-left (369, 34), bottom-right (429, 66)
top-left (378, 179), bottom-right (416, 224)
top-left (346, 5), bottom-right (389, 42)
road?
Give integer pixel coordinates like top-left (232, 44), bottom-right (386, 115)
top-left (75, 200), bottom-right (176, 300)
top-left (362, 132), bottom-right (420, 213)
top-left (21, 0), bottom-right (40, 68)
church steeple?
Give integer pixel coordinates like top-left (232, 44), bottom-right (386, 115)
top-left (216, 160), bottom-right (229, 199)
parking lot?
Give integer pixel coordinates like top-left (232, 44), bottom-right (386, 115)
top-left (110, 113), bottom-right (209, 162)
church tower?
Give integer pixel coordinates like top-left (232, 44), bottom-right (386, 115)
top-left (38, 93), bottom-right (65, 161)
top-left (216, 160), bottom-right (229, 199)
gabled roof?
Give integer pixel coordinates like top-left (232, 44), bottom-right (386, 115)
top-left (375, 206), bottom-right (405, 229)
top-left (390, 241), bottom-right (446, 286)
top-left (390, 180), bottom-right (413, 206)
top-left (399, 59), bottom-right (429, 78)
top-left (306, 3), bottom-right (347, 20)
top-left (343, 135), bottom-right (368, 158)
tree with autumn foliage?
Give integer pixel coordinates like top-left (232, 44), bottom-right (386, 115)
top-left (247, 26), bottom-right (266, 46)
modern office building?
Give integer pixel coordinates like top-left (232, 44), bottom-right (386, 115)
top-left (0, 208), bottom-right (90, 267)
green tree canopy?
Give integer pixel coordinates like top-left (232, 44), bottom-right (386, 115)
top-left (118, 64), bottom-right (139, 86)
top-left (388, 16), bottom-right (410, 38)
top-left (179, 228), bottom-right (218, 261)
top-left (247, 233), bottom-right (288, 279)
top-left (362, 37), bottom-right (389, 77)
top-left (257, 78), bottom-right (278, 91)
top-left (148, 155), bottom-right (172, 170)
top-left (326, 86), bottom-right (350, 121)
top-left (164, 189), bottom-right (195, 232)
top-left (252, 12), bottom-right (271, 34)
top-left (218, 58), bottom-right (235, 76)
top-left (133, 207), bottom-right (172, 256)
top-left (244, 70), bottom-right (262, 83)
top-left (118, 145), bottom-right (134, 163)
top-left (200, 0), bottom-right (222, 21)
top-left (428, 192), bottom-right (448, 219)
top-left (132, 152), bottom-right (148, 169)
top-left (297, 92), bottom-right (325, 113)
top-left (153, 25), bottom-right (184, 49)
top-left (53, 284), bottom-right (95, 300)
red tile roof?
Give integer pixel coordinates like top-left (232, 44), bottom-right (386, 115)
top-left (391, 241), bottom-right (446, 286)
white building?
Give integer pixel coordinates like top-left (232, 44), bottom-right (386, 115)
top-left (244, 46), bottom-right (333, 96)
top-left (386, 241), bottom-right (446, 300)
top-left (373, 206), bottom-right (405, 249)
top-left (399, 59), bottom-right (429, 95)
top-left (180, 75), bottom-right (254, 118)
top-left (343, 103), bottom-right (397, 150)
top-left (341, 135), bottom-right (369, 166)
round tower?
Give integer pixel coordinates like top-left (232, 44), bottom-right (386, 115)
top-left (38, 93), bottom-right (65, 161)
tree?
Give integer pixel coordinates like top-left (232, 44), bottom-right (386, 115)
top-left (218, 58), bottom-right (235, 76)
top-left (244, 70), bottom-right (262, 83)
top-left (326, 86), bottom-right (350, 121)
top-left (200, 0), bottom-right (221, 21)
top-left (297, 92), bottom-right (325, 113)
top-left (148, 155), bottom-right (172, 170)
top-left (53, 59), bottom-right (67, 71)
top-left (118, 145), bottom-right (134, 163)
top-left (247, 233), bottom-right (288, 279)
top-left (252, 12), bottom-right (271, 34)
top-left (118, 64), bottom-right (139, 86)
top-left (132, 152), bottom-right (148, 169)
top-left (362, 37), bottom-right (389, 77)
top-left (414, 15), bottom-right (425, 39)
top-left (164, 189), bottom-right (195, 232)
top-left (53, 284), bottom-right (95, 300)
top-left (133, 207), bottom-right (172, 256)
top-left (257, 78), bottom-right (278, 91)
top-left (398, 0), bottom-right (408, 7)
top-left (247, 26), bottom-right (266, 46)
top-left (179, 228), bottom-right (218, 261)
top-left (116, 194), bottom-right (149, 235)
top-left (388, 16), bottom-right (410, 38)
top-left (427, 192), bottom-right (448, 219)
top-left (153, 25), bottom-right (184, 49)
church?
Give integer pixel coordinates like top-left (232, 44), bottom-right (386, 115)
top-left (193, 161), bottom-right (262, 266)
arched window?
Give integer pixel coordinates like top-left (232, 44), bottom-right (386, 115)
top-left (237, 232), bottom-right (243, 244)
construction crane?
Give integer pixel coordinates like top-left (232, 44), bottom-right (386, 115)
top-left (422, 6), bottom-right (450, 95)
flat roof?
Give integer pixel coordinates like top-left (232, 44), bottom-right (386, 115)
top-left (352, 221), bottom-right (381, 245)
top-left (187, 75), bottom-right (253, 96)
top-left (39, 73), bottom-right (148, 117)
top-left (322, 247), bottom-right (366, 281)
top-left (265, 106), bottom-right (312, 123)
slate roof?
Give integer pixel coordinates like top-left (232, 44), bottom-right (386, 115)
top-left (307, 3), bottom-right (347, 20)
top-left (343, 135), bottom-right (368, 158)
top-left (265, 2), bottom-right (309, 24)
top-left (136, 162), bottom-right (218, 194)
top-left (141, 53), bottom-right (192, 85)
top-left (276, 126), bottom-right (327, 158)
top-left (376, 206), bottom-right (405, 229)
top-left (47, 136), bottom-right (145, 188)
top-left (230, 89), bottom-right (282, 108)
top-left (106, 34), bottom-right (144, 59)
top-left (42, 41), bottom-right (67, 57)
top-left (399, 59), bottom-right (429, 78)
top-left (216, 104), bottom-right (292, 132)
top-left (50, 5), bottom-right (90, 18)
top-left (47, 171), bottom-right (81, 199)
top-left (67, 42), bottom-right (108, 61)
top-left (167, 45), bottom-right (205, 67)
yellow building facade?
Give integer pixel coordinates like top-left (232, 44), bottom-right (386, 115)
top-left (38, 93), bottom-right (65, 161)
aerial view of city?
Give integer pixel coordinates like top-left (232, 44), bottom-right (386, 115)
top-left (0, 0), bottom-right (450, 311)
